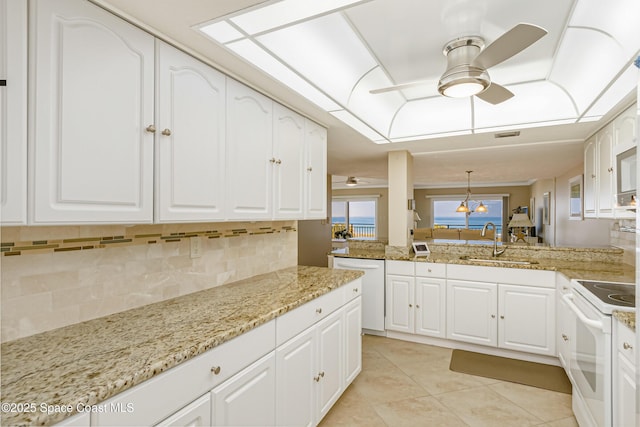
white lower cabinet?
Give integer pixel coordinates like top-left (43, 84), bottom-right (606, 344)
top-left (88, 282), bottom-right (362, 427)
top-left (211, 352), bottom-right (276, 426)
top-left (445, 264), bottom-right (556, 357)
top-left (447, 280), bottom-right (498, 346)
top-left (276, 309), bottom-right (344, 427)
top-left (613, 318), bottom-right (636, 427)
top-left (556, 273), bottom-right (574, 379)
top-left (498, 284), bottom-right (555, 355)
top-left (344, 297), bottom-right (363, 385)
top-left (155, 394), bottom-right (211, 427)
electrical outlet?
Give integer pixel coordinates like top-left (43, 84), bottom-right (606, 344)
top-left (190, 236), bottom-right (202, 259)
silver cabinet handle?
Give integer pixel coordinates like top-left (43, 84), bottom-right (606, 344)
top-left (161, 128), bottom-right (172, 136)
top-left (500, 315), bottom-right (504, 319)
top-left (145, 124), bottom-right (156, 133)
top-left (416, 304), bottom-right (420, 309)
top-left (307, 167), bottom-right (313, 172)
top-left (624, 342), bottom-right (633, 350)
top-left (353, 288), bottom-right (359, 293)
top-left (409, 304), bottom-right (413, 308)
top-left (316, 308), bottom-right (322, 314)
top-left (270, 157), bottom-right (276, 163)
top-left (211, 366), bottom-right (221, 375)
top-left (491, 314), bottom-right (496, 318)
top-left (313, 375), bottom-right (320, 382)
top-left (562, 334), bottom-right (569, 341)
top-left (276, 159), bottom-right (282, 164)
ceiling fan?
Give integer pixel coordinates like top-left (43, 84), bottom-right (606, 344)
top-left (345, 176), bottom-right (369, 186)
top-left (370, 23), bottom-right (547, 105)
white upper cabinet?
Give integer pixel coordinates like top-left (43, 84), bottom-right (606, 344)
top-left (583, 136), bottom-right (597, 218)
top-left (613, 104), bottom-right (637, 149)
top-left (0, 0), bottom-right (27, 225)
top-left (596, 124), bottom-right (614, 217)
top-left (304, 120), bottom-right (327, 219)
top-left (225, 79), bottom-right (273, 220)
top-left (155, 41), bottom-right (226, 222)
top-left (273, 103), bottom-right (305, 219)
top-left (30, 0), bottom-right (155, 224)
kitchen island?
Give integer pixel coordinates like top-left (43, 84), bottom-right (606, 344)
top-left (0, 266), bottom-right (364, 426)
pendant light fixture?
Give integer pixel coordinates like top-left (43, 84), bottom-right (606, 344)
top-left (456, 171), bottom-right (487, 213)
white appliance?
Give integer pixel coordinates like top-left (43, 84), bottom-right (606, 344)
top-left (563, 279), bottom-right (635, 427)
top-left (333, 258), bottom-right (385, 333)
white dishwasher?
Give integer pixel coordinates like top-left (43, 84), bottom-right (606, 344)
top-left (333, 258), bottom-right (385, 333)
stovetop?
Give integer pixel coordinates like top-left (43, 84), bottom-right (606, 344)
top-left (574, 280), bottom-right (635, 314)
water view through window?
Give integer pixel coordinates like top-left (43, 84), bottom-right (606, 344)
top-left (433, 199), bottom-right (503, 236)
top-left (332, 199), bottom-right (376, 239)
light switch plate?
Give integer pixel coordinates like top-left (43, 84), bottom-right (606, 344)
top-left (190, 236), bottom-right (202, 259)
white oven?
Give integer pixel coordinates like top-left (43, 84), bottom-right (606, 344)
top-left (563, 279), bottom-right (635, 427)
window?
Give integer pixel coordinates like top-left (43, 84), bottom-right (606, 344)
top-left (331, 197), bottom-right (377, 239)
top-left (431, 196), bottom-right (505, 238)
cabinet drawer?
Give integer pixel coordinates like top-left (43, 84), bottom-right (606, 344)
top-left (616, 319), bottom-right (636, 364)
top-left (276, 288), bottom-right (344, 346)
top-left (94, 320), bottom-right (275, 426)
top-left (415, 262), bottom-right (446, 278)
top-left (447, 264), bottom-right (554, 288)
top-left (343, 278), bottom-right (362, 302)
top-left (386, 260), bottom-right (415, 276)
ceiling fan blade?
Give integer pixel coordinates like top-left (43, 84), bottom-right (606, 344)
top-left (472, 23), bottom-right (547, 69)
top-left (369, 79), bottom-right (435, 94)
top-left (475, 83), bottom-right (514, 105)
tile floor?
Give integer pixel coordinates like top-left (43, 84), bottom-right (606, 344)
top-left (320, 335), bottom-right (578, 427)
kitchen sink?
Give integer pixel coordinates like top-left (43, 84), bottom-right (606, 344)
top-left (459, 256), bottom-right (539, 265)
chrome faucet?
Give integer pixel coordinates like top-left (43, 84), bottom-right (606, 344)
top-left (481, 222), bottom-right (506, 257)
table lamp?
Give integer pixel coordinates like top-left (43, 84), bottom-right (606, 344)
top-left (508, 213), bottom-right (534, 243)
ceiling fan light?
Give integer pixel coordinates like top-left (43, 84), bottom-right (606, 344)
top-left (442, 80), bottom-right (486, 98)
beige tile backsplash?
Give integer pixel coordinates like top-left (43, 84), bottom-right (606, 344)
top-left (0, 221), bottom-right (297, 342)
top-left (611, 219), bottom-right (637, 266)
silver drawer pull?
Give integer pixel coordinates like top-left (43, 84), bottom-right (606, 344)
top-left (623, 342), bottom-right (633, 350)
top-left (211, 366), bottom-right (221, 375)
top-left (313, 375), bottom-right (320, 382)
top-left (145, 124), bottom-right (156, 133)
top-left (161, 128), bottom-right (172, 136)
top-left (562, 334), bottom-right (569, 342)
top-left (353, 288), bottom-right (359, 292)
top-left (316, 308), bottom-right (322, 314)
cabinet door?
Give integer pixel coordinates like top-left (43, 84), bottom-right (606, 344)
top-left (156, 41), bottom-right (226, 222)
top-left (596, 125), bottom-right (614, 216)
top-left (226, 79), bottom-right (273, 220)
top-left (275, 327), bottom-right (315, 427)
top-left (272, 103), bottom-right (304, 219)
top-left (614, 352), bottom-right (636, 427)
top-left (31, 0), bottom-right (154, 224)
top-left (498, 284), bottom-right (555, 356)
top-left (0, 0), bottom-right (27, 224)
top-left (613, 104), bottom-right (637, 147)
top-left (557, 295), bottom-right (574, 375)
top-left (583, 136), bottom-right (597, 217)
top-left (415, 277), bottom-right (446, 338)
top-left (155, 394), bottom-right (211, 427)
top-left (446, 280), bottom-right (497, 346)
top-left (344, 297), bottom-right (362, 386)
top-left (212, 352), bottom-right (276, 427)
top-left (316, 309), bottom-right (344, 423)
top-left (304, 120), bottom-right (327, 219)
top-left (385, 274), bottom-right (415, 333)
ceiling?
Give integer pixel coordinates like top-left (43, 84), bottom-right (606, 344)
top-left (95, 0), bottom-right (639, 188)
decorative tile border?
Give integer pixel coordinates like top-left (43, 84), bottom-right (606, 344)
top-left (1, 224), bottom-right (297, 257)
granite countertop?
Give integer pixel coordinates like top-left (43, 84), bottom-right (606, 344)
top-left (614, 311), bottom-right (636, 332)
top-left (0, 266), bottom-right (364, 427)
top-left (331, 247), bottom-right (636, 283)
